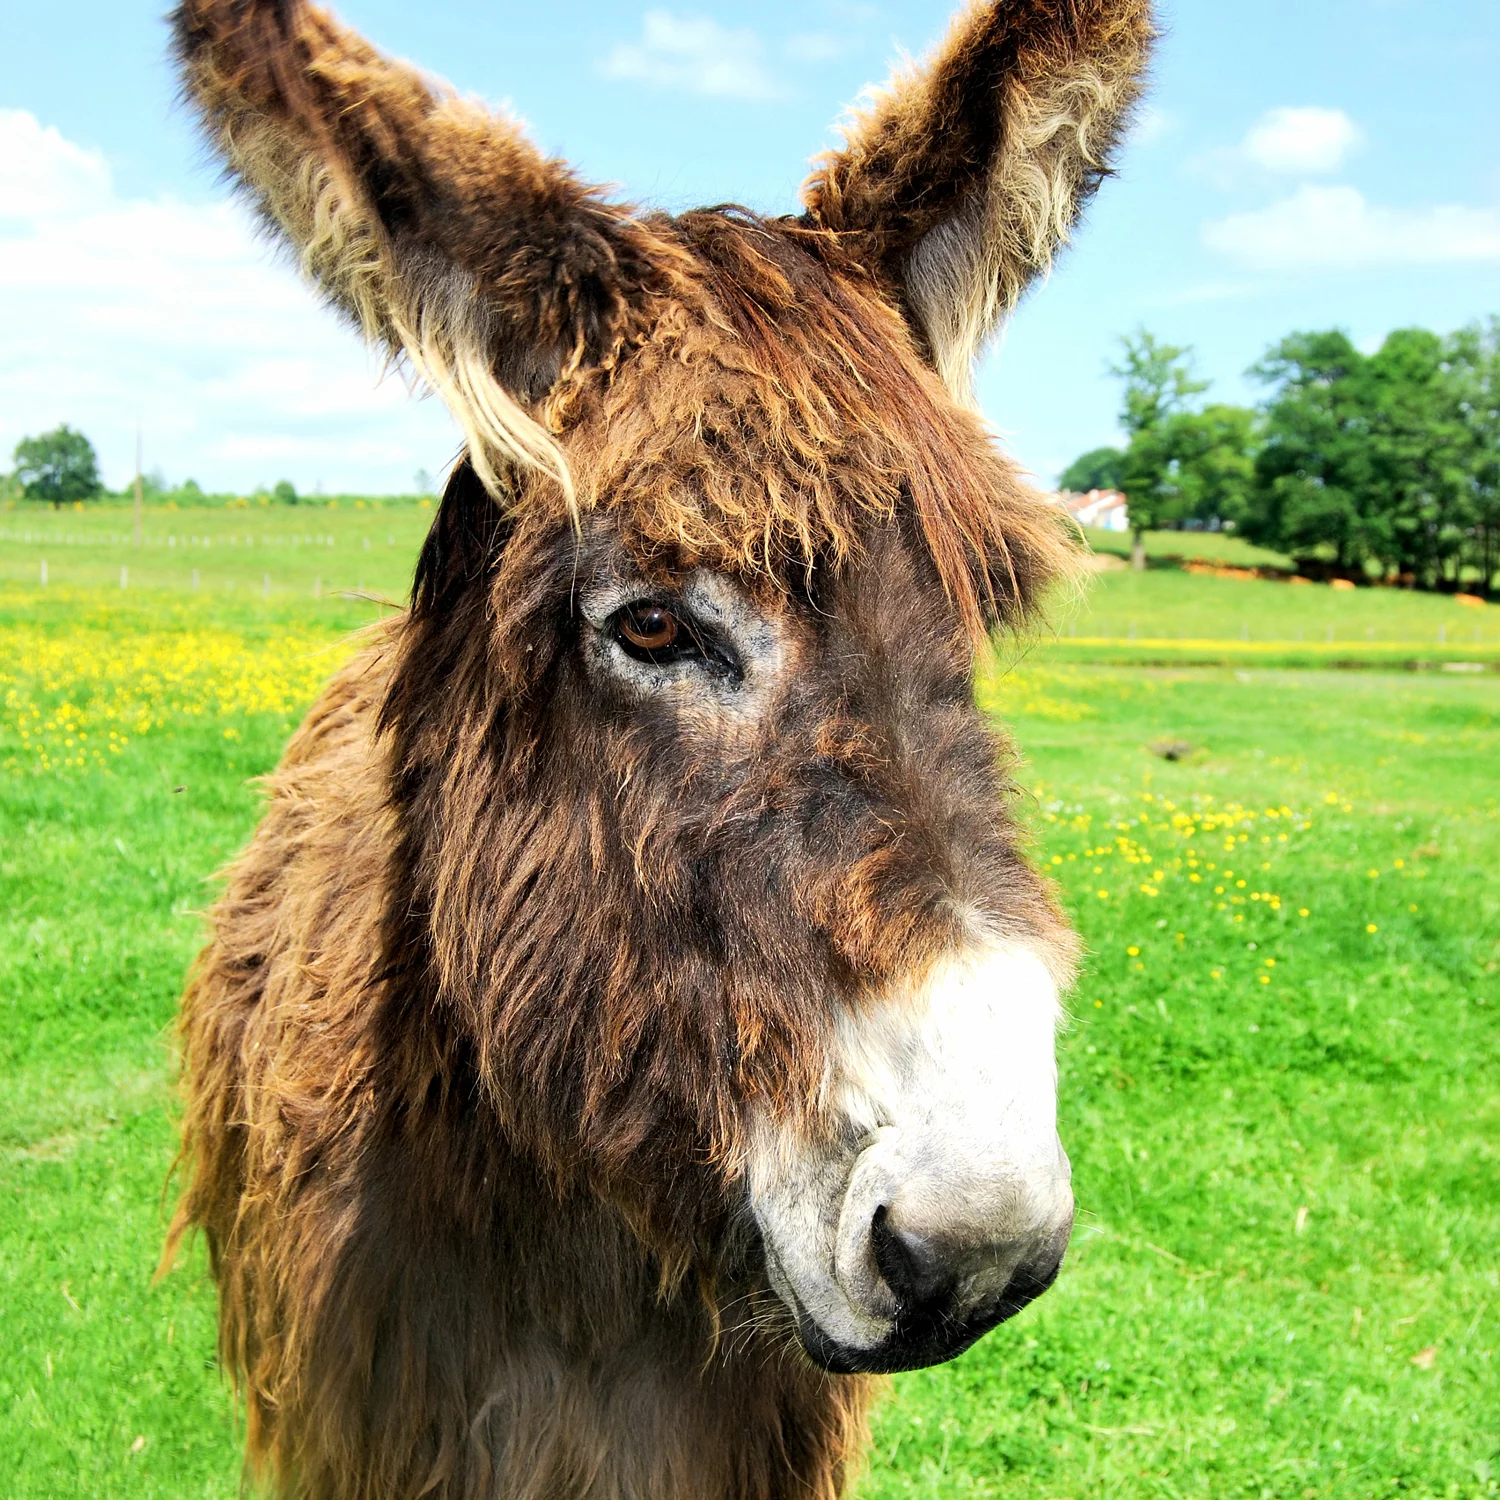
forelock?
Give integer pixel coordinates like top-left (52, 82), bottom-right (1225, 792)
top-left (512, 209), bottom-right (1079, 639)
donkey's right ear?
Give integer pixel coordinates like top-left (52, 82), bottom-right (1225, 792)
top-left (174, 0), bottom-right (691, 504)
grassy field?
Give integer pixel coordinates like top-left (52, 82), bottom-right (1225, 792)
top-left (1046, 569), bottom-right (1498, 671)
top-left (865, 661), bottom-right (1499, 1499)
top-left (1, 512), bottom-right (1496, 1499)
top-left (0, 499), bottom-right (430, 599)
top-left (1079, 525), bottom-right (1295, 570)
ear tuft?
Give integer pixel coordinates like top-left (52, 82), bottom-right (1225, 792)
top-left (803, 0), bottom-right (1155, 402)
top-left (173, 0), bottom-right (696, 512)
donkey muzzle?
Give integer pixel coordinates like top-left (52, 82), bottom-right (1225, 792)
top-left (751, 944), bottom-right (1074, 1373)
top-left (801, 1121), bottom-right (1074, 1373)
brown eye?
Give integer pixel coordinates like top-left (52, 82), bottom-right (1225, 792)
top-left (618, 604), bottom-right (680, 652)
top-left (607, 599), bottom-right (742, 682)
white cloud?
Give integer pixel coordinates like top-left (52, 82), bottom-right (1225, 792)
top-left (1241, 107), bottom-right (1364, 174)
top-left (0, 109), bottom-right (459, 493)
top-left (1192, 106), bottom-right (1364, 188)
top-left (0, 110), bottom-right (113, 219)
top-left (1203, 185), bottom-right (1500, 270)
top-left (600, 11), bottom-right (780, 101)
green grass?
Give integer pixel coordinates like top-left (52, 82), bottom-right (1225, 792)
top-left (1067, 528), bottom-right (1498, 667)
top-left (2, 516), bottom-right (1497, 1498)
top-left (0, 588), bottom-right (373, 1497)
top-left (1076, 525), bottom-right (1498, 594)
top-left (3, 503), bottom-right (1493, 661)
top-left (1046, 569), bottom-right (1499, 669)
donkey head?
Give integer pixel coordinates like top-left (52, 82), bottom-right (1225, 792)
top-left (177, 0), bottom-right (1153, 1374)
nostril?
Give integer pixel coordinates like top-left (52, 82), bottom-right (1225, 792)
top-left (870, 1204), bottom-right (952, 1312)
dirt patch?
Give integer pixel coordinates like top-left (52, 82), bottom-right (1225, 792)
top-left (1181, 561), bottom-right (1297, 583)
top-left (1148, 740), bottom-right (1195, 762)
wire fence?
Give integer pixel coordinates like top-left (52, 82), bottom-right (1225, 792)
top-left (1061, 618), bottom-right (1492, 647)
top-left (25, 560), bottom-right (398, 603)
top-left (5, 523), bottom-right (414, 602)
top-left (0, 528), bottom-right (397, 551)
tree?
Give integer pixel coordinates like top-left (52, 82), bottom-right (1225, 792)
top-left (13, 425), bottom-right (102, 509)
top-left (1447, 318), bottom-right (1500, 595)
top-left (273, 479), bottom-right (299, 506)
top-left (1059, 446), bottom-right (1125, 495)
top-left (1161, 404), bottom-right (1260, 530)
top-left (1114, 331), bottom-right (1211, 437)
top-left (1247, 329), bottom-right (1476, 588)
top-left (1244, 332), bottom-right (1374, 578)
top-left (1365, 328), bottom-right (1470, 589)
top-left (1110, 331), bottom-right (1210, 568)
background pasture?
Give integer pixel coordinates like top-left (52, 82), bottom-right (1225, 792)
top-left (1, 506), bottom-right (1496, 1498)
top-left (0, 499), bottom-right (432, 599)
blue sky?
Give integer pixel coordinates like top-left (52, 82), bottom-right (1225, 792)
top-left (2, 0), bottom-right (1497, 493)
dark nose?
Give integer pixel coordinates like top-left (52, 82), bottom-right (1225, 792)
top-left (870, 1202), bottom-right (1068, 1356)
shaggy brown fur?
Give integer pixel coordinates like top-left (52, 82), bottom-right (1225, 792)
top-left (165, 3), bottom-right (1153, 1497)
top-left (803, 0), bottom-right (1155, 397)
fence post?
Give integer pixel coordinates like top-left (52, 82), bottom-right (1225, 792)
top-left (120, 566), bottom-right (128, 590)
top-left (40, 558), bottom-right (47, 587)
top-left (314, 576), bottom-right (322, 600)
top-left (192, 568), bottom-right (199, 592)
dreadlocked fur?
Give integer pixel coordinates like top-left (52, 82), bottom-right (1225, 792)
top-left (164, 2), bottom-right (1154, 1496)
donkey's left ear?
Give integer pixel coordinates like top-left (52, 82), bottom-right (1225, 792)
top-left (802, 0), bottom-right (1154, 403)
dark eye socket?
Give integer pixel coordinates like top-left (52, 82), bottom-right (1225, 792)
top-left (609, 600), bottom-right (742, 682)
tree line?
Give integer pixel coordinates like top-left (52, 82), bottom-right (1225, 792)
top-left (4, 426), bottom-right (320, 509)
top-left (1062, 320), bottom-right (1500, 593)
top-left (2, 428), bottom-right (443, 509)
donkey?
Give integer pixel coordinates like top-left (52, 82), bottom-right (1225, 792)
top-left (166, 2), bottom-right (1154, 1496)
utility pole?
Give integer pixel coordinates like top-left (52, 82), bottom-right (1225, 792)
top-left (133, 422), bottom-right (144, 549)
